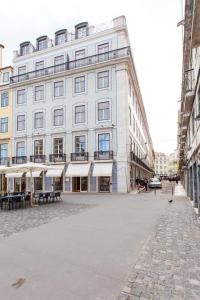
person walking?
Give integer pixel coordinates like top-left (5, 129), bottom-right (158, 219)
top-left (144, 178), bottom-right (148, 191)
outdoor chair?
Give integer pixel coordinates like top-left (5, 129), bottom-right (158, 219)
top-left (49, 192), bottom-right (55, 203)
top-left (55, 192), bottom-right (62, 201)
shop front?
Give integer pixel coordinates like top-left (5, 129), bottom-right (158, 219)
top-left (93, 162), bottom-right (113, 192)
top-left (26, 171), bottom-right (43, 192)
top-left (45, 165), bottom-right (65, 191)
top-left (65, 163), bottom-right (90, 192)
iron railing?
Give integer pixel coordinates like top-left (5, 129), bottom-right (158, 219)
top-left (30, 155), bottom-right (46, 163)
top-left (49, 153), bottom-right (66, 163)
top-left (130, 152), bottom-right (153, 173)
top-left (12, 156), bottom-right (27, 164)
top-left (71, 152), bottom-right (89, 161)
top-left (10, 47), bottom-right (130, 83)
top-left (94, 151), bottom-right (113, 160)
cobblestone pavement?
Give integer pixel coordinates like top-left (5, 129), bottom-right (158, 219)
top-left (0, 201), bottom-right (94, 238)
top-left (118, 187), bottom-right (200, 300)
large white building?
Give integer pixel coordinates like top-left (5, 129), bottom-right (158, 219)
top-left (9, 16), bottom-right (154, 193)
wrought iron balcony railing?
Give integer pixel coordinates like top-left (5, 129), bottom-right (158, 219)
top-left (94, 151), bottom-right (113, 160)
top-left (130, 152), bottom-right (153, 173)
top-left (30, 155), bottom-right (46, 163)
top-left (71, 152), bottom-right (89, 161)
top-left (12, 156), bottom-right (27, 164)
top-left (0, 157), bottom-right (10, 166)
top-left (49, 153), bottom-right (66, 163)
top-left (10, 47), bottom-right (130, 83)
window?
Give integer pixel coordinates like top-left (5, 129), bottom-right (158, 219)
top-left (35, 61), bottom-right (44, 77)
top-left (17, 115), bottom-right (25, 131)
top-left (74, 76), bottom-right (85, 93)
top-left (1, 92), bottom-right (9, 107)
top-left (128, 79), bottom-right (131, 96)
top-left (98, 101), bottom-right (110, 121)
top-left (98, 133), bottom-right (110, 151)
top-left (34, 140), bottom-right (43, 155)
top-left (3, 72), bottom-right (9, 83)
top-left (75, 49), bottom-right (86, 67)
top-left (97, 71), bottom-right (109, 89)
top-left (16, 141), bottom-right (25, 156)
top-left (54, 55), bottom-right (65, 72)
top-left (54, 108), bottom-right (64, 126)
top-left (21, 45), bottom-right (29, 56)
top-left (75, 136), bottom-right (86, 153)
top-left (98, 43), bottom-right (109, 61)
top-left (75, 105), bottom-right (85, 124)
top-left (56, 33), bottom-right (66, 45)
top-left (0, 143), bottom-right (8, 158)
top-left (129, 107), bottom-right (132, 125)
top-left (0, 117), bottom-right (8, 133)
top-left (35, 85), bottom-right (44, 101)
top-left (77, 27), bottom-right (87, 38)
top-left (54, 81), bottom-right (63, 97)
top-left (18, 66), bottom-right (26, 75)
top-left (34, 112), bottom-right (44, 129)
top-left (54, 138), bottom-right (63, 154)
top-left (38, 39), bottom-right (47, 50)
top-left (17, 89), bottom-right (26, 104)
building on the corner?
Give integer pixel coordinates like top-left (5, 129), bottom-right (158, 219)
top-left (9, 16), bottom-right (154, 193)
top-left (0, 45), bottom-right (13, 193)
top-left (178, 0), bottom-right (200, 211)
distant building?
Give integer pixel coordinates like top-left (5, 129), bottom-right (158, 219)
top-left (154, 152), bottom-right (169, 177)
top-left (168, 150), bottom-right (178, 176)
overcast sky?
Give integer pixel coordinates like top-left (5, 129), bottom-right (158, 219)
top-left (0, 0), bottom-right (183, 155)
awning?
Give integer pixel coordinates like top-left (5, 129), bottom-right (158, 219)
top-left (65, 163), bottom-right (90, 177)
top-left (6, 172), bottom-right (24, 178)
top-left (46, 165), bottom-right (65, 177)
top-left (26, 171), bottom-right (42, 178)
top-left (92, 163), bottom-right (113, 177)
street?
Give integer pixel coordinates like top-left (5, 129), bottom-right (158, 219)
top-left (0, 183), bottom-right (199, 299)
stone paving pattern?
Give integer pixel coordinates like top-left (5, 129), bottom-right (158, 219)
top-left (118, 194), bottom-right (200, 300)
top-left (0, 201), bottom-right (94, 237)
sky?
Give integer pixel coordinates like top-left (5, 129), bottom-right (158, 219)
top-left (0, 0), bottom-right (183, 155)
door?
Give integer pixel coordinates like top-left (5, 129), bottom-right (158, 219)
top-left (81, 177), bottom-right (88, 192)
top-left (73, 177), bottom-right (80, 192)
top-left (73, 177), bottom-right (88, 192)
top-left (99, 177), bottom-right (110, 192)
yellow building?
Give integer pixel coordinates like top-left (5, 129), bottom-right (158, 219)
top-left (0, 44), bottom-right (13, 192)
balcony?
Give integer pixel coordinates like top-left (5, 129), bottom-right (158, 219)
top-left (71, 152), bottom-right (89, 161)
top-left (94, 151), bottom-right (113, 160)
top-left (0, 157), bottom-right (10, 166)
top-left (10, 47), bottom-right (130, 84)
top-left (130, 152), bottom-right (153, 173)
top-left (12, 156), bottom-right (27, 164)
top-left (30, 155), bottom-right (46, 163)
top-left (49, 153), bottom-right (66, 163)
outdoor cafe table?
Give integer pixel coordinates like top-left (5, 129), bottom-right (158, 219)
top-left (0, 194), bottom-right (24, 210)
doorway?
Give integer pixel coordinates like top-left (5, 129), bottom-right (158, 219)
top-left (99, 177), bottom-right (110, 192)
top-left (72, 177), bottom-right (88, 192)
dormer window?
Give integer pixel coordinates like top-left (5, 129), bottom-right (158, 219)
top-left (37, 36), bottom-right (48, 51)
top-left (55, 29), bottom-right (67, 45)
top-left (75, 22), bottom-right (88, 39)
top-left (20, 42), bottom-right (30, 56)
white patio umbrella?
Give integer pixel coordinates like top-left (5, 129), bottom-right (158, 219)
top-left (4, 163), bottom-right (54, 206)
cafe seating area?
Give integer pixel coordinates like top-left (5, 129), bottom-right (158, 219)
top-left (0, 191), bottom-right (62, 210)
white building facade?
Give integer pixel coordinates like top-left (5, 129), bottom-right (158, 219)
top-left (154, 152), bottom-right (169, 177)
top-left (9, 16), bottom-right (154, 193)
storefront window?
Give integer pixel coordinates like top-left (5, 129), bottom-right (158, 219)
top-left (99, 177), bottom-right (110, 192)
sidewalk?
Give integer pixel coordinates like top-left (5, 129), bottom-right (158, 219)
top-left (118, 185), bottom-right (200, 299)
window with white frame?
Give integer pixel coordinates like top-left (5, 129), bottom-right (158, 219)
top-left (56, 33), bottom-right (66, 45)
top-left (21, 45), bottom-right (29, 56)
top-left (54, 108), bottom-right (64, 126)
top-left (16, 141), bottom-right (25, 156)
top-left (98, 133), bottom-right (110, 151)
top-left (54, 55), bottom-right (65, 72)
top-left (34, 140), bottom-right (43, 155)
top-left (74, 76), bottom-right (85, 93)
top-left (75, 136), bottom-right (86, 153)
top-left (97, 71), bottom-right (109, 89)
top-left (77, 27), bottom-right (87, 38)
top-left (0, 117), bottom-right (8, 133)
top-left (54, 138), bottom-right (63, 154)
top-left (35, 61), bottom-right (44, 76)
top-left (18, 66), bottom-right (26, 75)
top-left (34, 112), bottom-right (44, 129)
top-left (17, 115), bottom-right (25, 131)
top-left (1, 92), bottom-right (9, 107)
top-left (17, 89), bottom-right (26, 104)
top-left (0, 143), bottom-right (8, 158)
top-left (98, 43), bottom-right (109, 61)
top-left (75, 49), bottom-right (86, 67)
top-left (37, 39), bottom-right (47, 50)
top-left (35, 85), bottom-right (44, 101)
top-left (98, 101), bottom-right (110, 121)
top-left (3, 72), bottom-right (9, 83)
top-left (75, 105), bottom-right (85, 124)
top-left (54, 81), bottom-right (64, 97)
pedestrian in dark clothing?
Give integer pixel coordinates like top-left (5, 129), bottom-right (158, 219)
top-left (144, 178), bottom-right (148, 191)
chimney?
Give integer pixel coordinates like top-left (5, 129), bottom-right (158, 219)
top-left (0, 44), bottom-right (5, 68)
